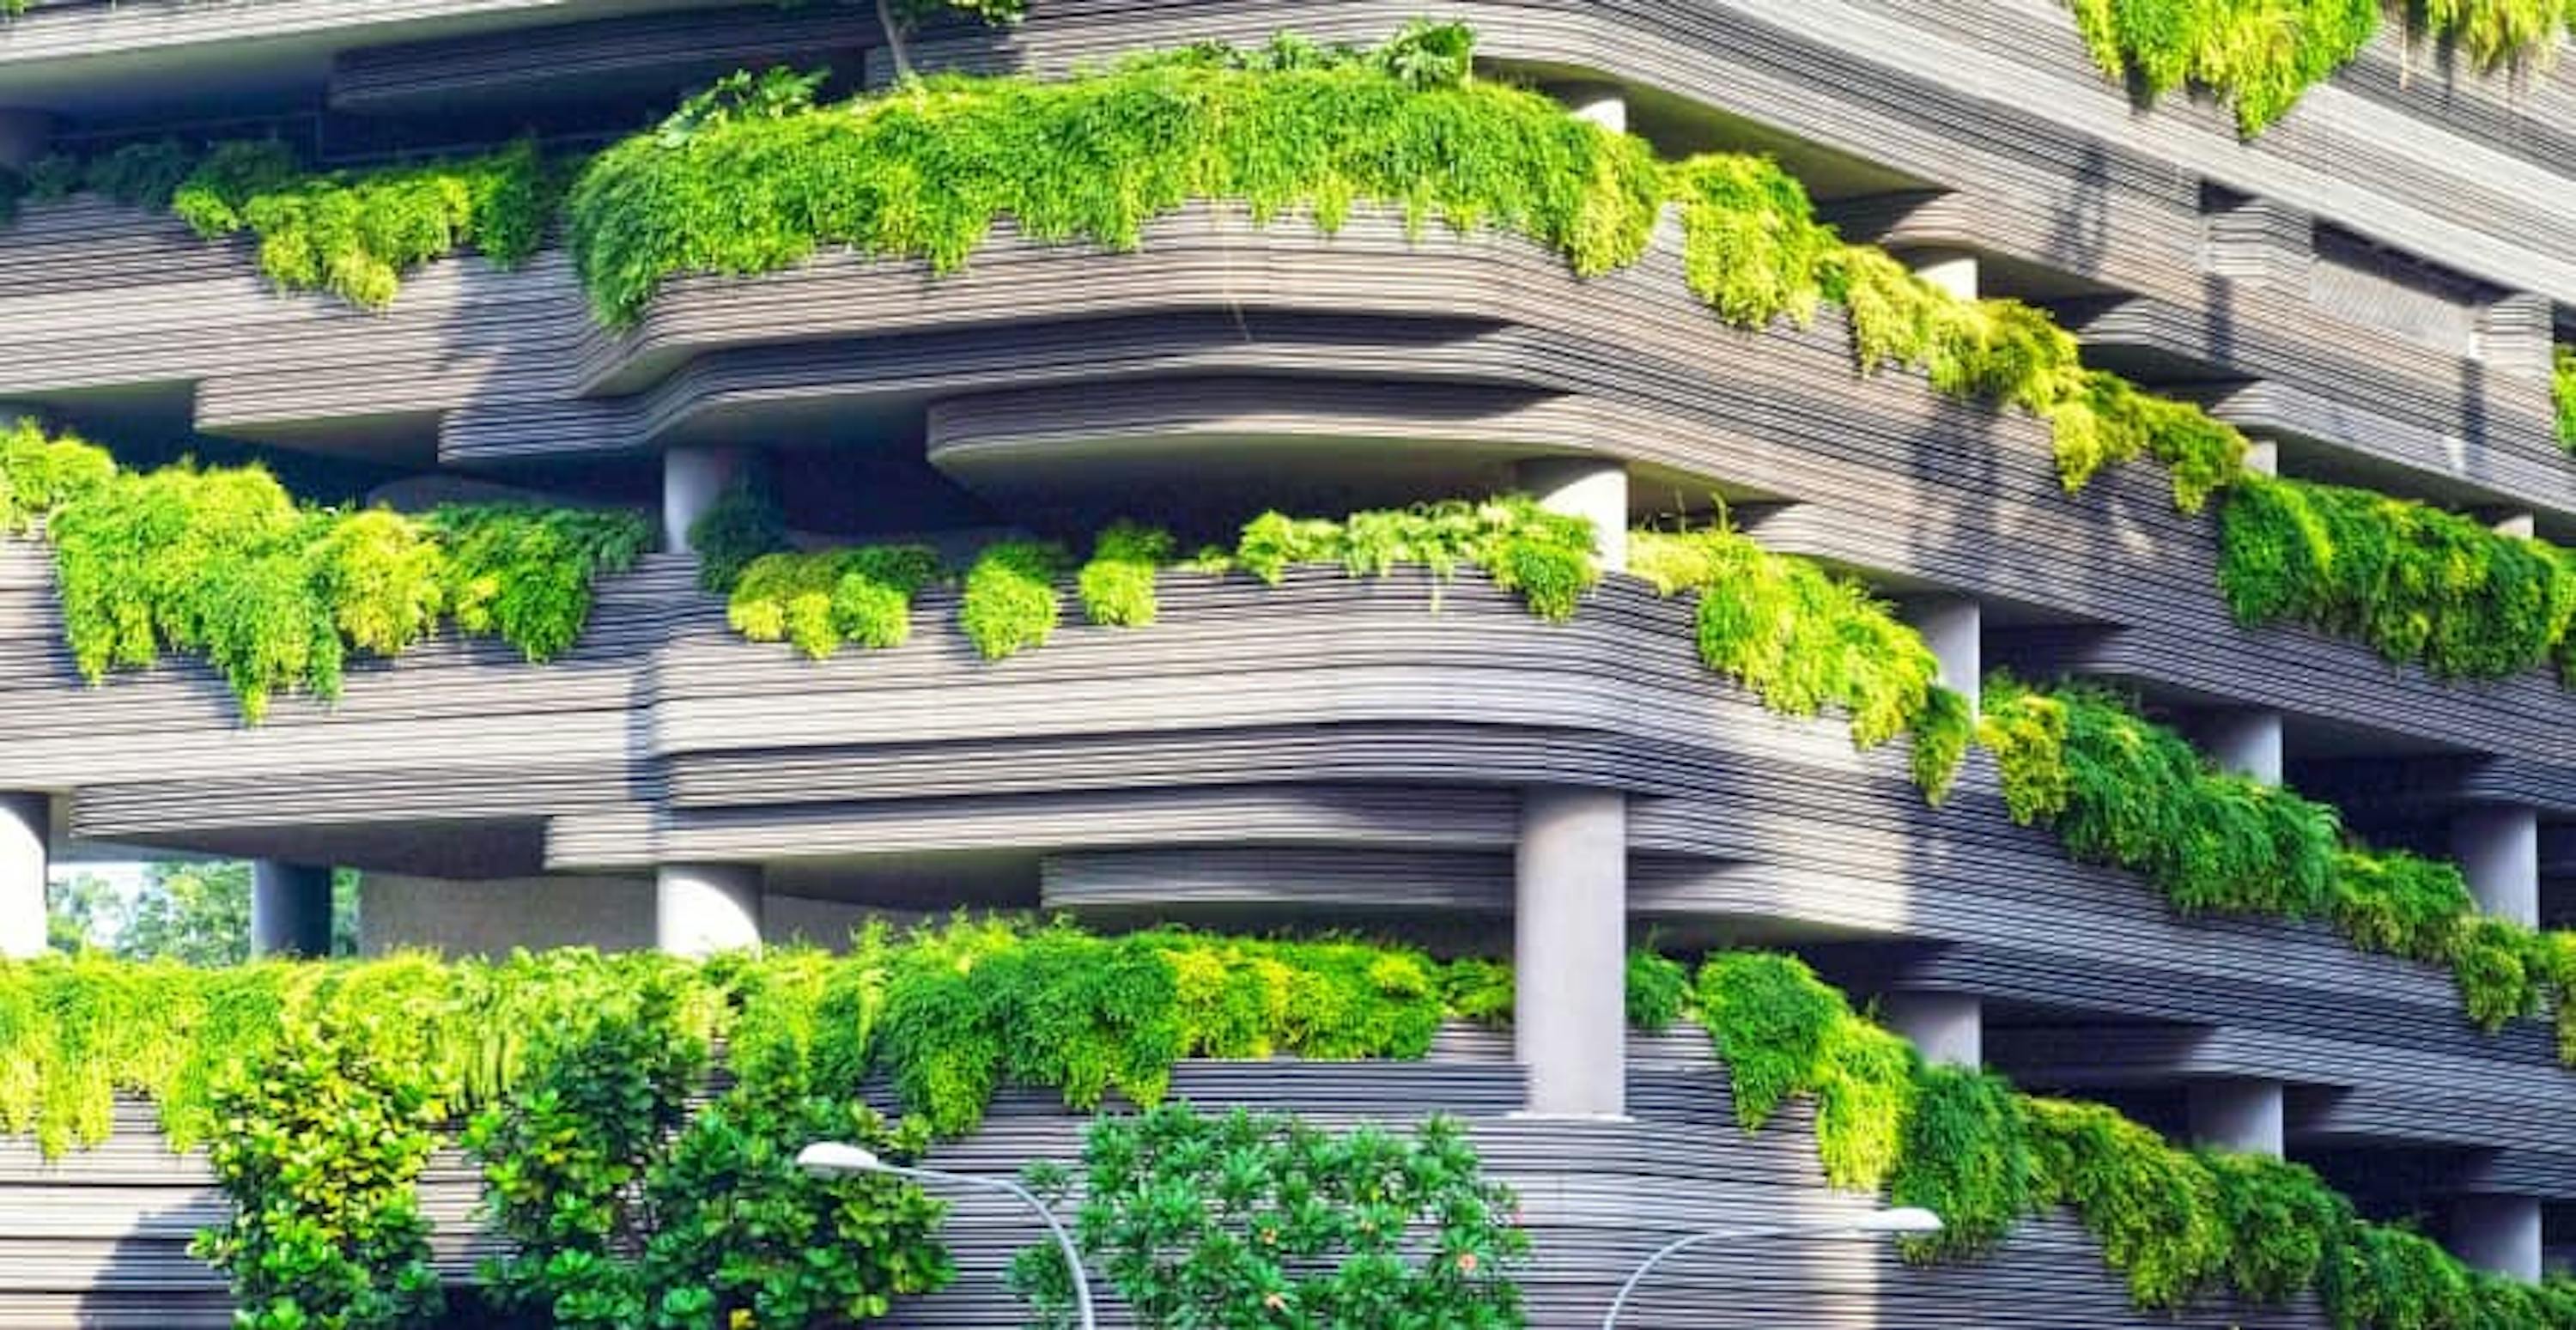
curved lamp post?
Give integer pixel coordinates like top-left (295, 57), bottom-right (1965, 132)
top-left (1602, 1206), bottom-right (1943, 1329)
top-left (795, 1141), bottom-right (1098, 1330)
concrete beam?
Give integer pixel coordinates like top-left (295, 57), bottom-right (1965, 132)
top-left (250, 861), bottom-right (334, 958)
top-left (656, 862), bottom-right (763, 956)
top-left (0, 793), bottom-right (45, 959)
top-left (660, 446), bottom-right (742, 556)
top-left (2187, 1078), bottom-right (2284, 1157)
top-left (1880, 992), bottom-right (1981, 1068)
top-left (1516, 456), bottom-right (1629, 574)
top-left (2451, 1195), bottom-right (2543, 1283)
top-left (2452, 805), bottom-right (2540, 927)
top-left (1515, 786), bottom-right (1626, 1117)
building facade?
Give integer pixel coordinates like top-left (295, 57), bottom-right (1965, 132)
top-left (0, 0), bottom-right (2573, 1324)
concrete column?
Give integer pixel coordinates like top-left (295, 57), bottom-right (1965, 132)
top-left (1900, 594), bottom-right (1983, 715)
top-left (2489, 510), bottom-right (2538, 540)
top-left (1515, 457), bottom-right (1629, 574)
top-left (250, 861), bottom-right (334, 958)
top-left (2452, 805), bottom-right (2540, 926)
top-left (2187, 1078), bottom-right (2285, 1157)
top-left (1552, 82), bottom-right (1626, 135)
top-left (0, 112), bottom-right (50, 171)
top-left (2197, 708), bottom-right (2285, 786)
top-left (1906, 248), bottom-right (1979, 301)
top-left (655, 862), bottom-right (763, 956)
top-left (2242, 436), bottom-right (2281, 478)
top-left (659, 446), bottom-right (741, 556)
top-left (1880, 992), bottom-right (1981, 1067)
top-left (2452, 1195), bottom-right (2543, 1283)
top-left (1515, 786), bottom-right (1626, 1117)
top-left (0, 793), bottom-right (46, 959)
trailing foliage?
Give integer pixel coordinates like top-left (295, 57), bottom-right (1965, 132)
top-left (1009, 1103), bottom-right (1529, 1329)
top-left (18, 136), bottom-right (556, 307)
top-left (0, 421), bottom-right (645, 719)
top-left (1631, 523), bottom-right (1972, 801)
top-left (1696, 949), bottom-right (2576, 1322)
top-left (2219, 475), bottom-right (2576, 683)
top-left (1979, 678), bottom-right (2576, 1057)
top-left (1225, 495), bottom-right (1600, 621)
top-left (2065, 0), bottom-right (2572, 136)
top-left (568, 23), bottom-right (1663, 324)
top-left (2559, 345), bottom-right (2576, 452)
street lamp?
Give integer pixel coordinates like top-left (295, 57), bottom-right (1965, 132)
top-left (796, 1141), bottom-right (1099, 1330)
top-left (1602, 1206), bottom-right (1942, 1329)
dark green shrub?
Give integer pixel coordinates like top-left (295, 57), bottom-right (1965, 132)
top-left (191, 1016), bottom-right (447, 1330)
top-left (2024, 1096), bottom-right (2227, 1304)
top-left (1625, 947), bottom-right (1691, 1032)
top-left (637, 1092), bottom-right (953, 1328)
top-left (1893, 1067), bottom-right (2038, 1260)
top-left (686, 472), bottom-right (790, 592)
top-left (2219, 475), bottom-right (2576, 682)
top-left (1010, 1103), bottom-right (1528, 1330)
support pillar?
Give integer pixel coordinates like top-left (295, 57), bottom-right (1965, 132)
top-left (2452, 1195), bottom-right (2543, 1283)
top-left (2187, 1078), bottom-right (2285, 1157)
top-left (1905, 248), bottom-right (1979, 301)
top-left (251, 861), bottom-right (334, 958)
top-left (660, 446), bottom-right (741, 556)
top-left (1515, 457), bottom-right (1629, 574)
top-left (1551, 82), bottom-right (1626, 135)
top-left (655, 863), bottom-right (763, 957)
top-left (1515, 787), bottom-right (1626, 1117)
top-left (0, 112), bottom-right (50, 171)
top-left (0, 793), bottom-right (46, 959)
top-left (2242, 434), bottom-right (2281, 478)
top-left (2452, 805), bottom-right (2540, 926)
top-left (2197, 708), bottom-right (2285, 786)
top-left (1880, 993), bottom-right (1981, 1067)
top-left (1900, 594), bottom-right (1983, 715)
top-left (2489, 510), bottom-right (2538, 540)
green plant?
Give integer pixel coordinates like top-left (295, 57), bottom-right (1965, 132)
top-left (1891, 1066), bottom-right (2038, 1259)
top-left (2220, 475), bottom-right (2576, 683)
top-left (686, 471), bottom-right (791, 592)
top-left (1076, 521), bottom-right (1171, 627)
top-left (1631, 522), bottom-right (1971, 801)
top-left (1231, 495), bottom-right (1600, 621)
top-left (2557, 345), bottom-right (2576, 452)
top-left (729, 544), bottom-right (944, 658)
top-left (2064, 0), bottom-right (2569, 137)
top-left (1009, 1103), bottom-right (1528, 1329)
top-left (959, 539), bottom-right (1067, 659)
top-left (191, 1014), bottom-right (447, 1330)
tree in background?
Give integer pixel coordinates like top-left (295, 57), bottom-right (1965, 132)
top-left (46, 861), bottom-right (358, 962)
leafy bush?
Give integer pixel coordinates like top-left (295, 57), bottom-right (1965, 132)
top-left (2557, 345), bottom-right (2576, 452)
top-left (191, 1015), bottom-right (447, 1330)
top-left (1892, 1066), bottom-right (2038, 1259)
top-left (729, 544), bottom-right (942, 658)
top-left (1009, 1103), bottom-right (1528, 1330)
top-left (959, 539), bottom-right (1067, 659)
top-left (686, 471), bottom-right (790, 592)
top-left (1076, 522), bottom-right (1171, 627)
top-left (1631, 523), bottom-right (1971, 801)
top-left (2219, 475), bottom-right (2576, 683)
top-left (1230, 495), bottom-right (1600, 621)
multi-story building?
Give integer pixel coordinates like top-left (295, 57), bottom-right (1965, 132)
top-left (0, 0), bottom-right (2573, 1324)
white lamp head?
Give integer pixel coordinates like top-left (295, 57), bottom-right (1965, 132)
top-left (796, 1141), bottom-right (884, 1177)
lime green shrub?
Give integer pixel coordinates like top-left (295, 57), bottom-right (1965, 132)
top-left (1631, 524), bottom-right (1971, 801)
top-left (6, 424), bottom-right (645, 720)
top-left (2219, 475), bottom-right (2576, 682)
top-left (728, 544), bottom-right (942, 658)
top-left (1077, 522), bottom-right (1172, 627)
top-left (2065, 0), bottom-right (2568, 137)
top-left (1230, 495), bottom-right (1600, 620)
top-left (960, 539), bottom-right (1068, 659)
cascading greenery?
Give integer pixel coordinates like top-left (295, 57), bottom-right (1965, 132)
top-left (2218, 474), bottom-right (2576, 683)
top-left (1978, 677), bottom-right (2576, 1059)
top-left (1631, 522), bottom-right (1973, 802)
top-left (2555, 345), bottom-right (2576, 452)
top-left (7, 136), bottom-right (556, 307)
top-left (2065, 0), bottom-right (2573, 137)
top-left (0, 421), bottom-right (647, 720)
top-left (1698, 949), bottom-right (2576, 1325)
